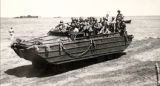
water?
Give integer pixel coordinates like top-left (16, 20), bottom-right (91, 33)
top-left (1, 16), bottom-right (160, 86)
top-left (126, 16), bottom-right (160, 40)
top-left (1, 18), bottom-right (68, 40)
top-left (1, 16), bottom-right (160, 41)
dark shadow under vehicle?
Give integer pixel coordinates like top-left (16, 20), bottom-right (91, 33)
top-left (5, 53), bottom-right (125, 78)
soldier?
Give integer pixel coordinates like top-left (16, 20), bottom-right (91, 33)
top-left (115, 10), bottom-right (124, 32)
top-left (94, 19), bottom-right (103, 35)
top-left (116, 10), bottom-right (124, 22)
top-left (9, 27), bottom-right (15, 41)
top-left (83, 20), bottom-right (92, 37)
top-left (71, 17), bottom-right (75, 23)
top-left (108, 17), bottom-right (116, 33)
top-left (119, 21), bottom-right (126, 36)
top-left (79, 18), bottom-right (85, 32)
top-left (79, 17), bottom-right (84, 23)
top-left (99, 18), bottom-right (103, 24)
top-left (101, 16), bottom-right (109, 34)
top-left (55, 20), bottom-right (66, 32)
top-left (105, 14), bottom-right (109, 21)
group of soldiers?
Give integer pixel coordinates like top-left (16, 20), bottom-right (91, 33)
top-left (55, 10), bottom-right (126, 37)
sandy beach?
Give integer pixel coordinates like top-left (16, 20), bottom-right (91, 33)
top-left (1, 17), bottom-right (160, 86)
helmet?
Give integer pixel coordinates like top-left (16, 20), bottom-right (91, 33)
top-left (106, 14), bottom-right (109, 17)
top-left (71, 17), bottom-right (74, 20)
top-left (94, 18), bottom-right (97, 22)
top-left (60, 20), bottom-right (63, 23)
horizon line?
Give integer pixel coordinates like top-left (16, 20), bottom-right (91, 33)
top-left (1, 15), bottom-right (160, 18)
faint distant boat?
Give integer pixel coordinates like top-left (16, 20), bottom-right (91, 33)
top-left (124, 20), bottom-right (131, 23)
top-left (53, 16), bottom-right (61, 18)
top-left (14, 15), bottom-right (38, 18)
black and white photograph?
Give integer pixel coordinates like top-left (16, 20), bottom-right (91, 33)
top-left (1, 0), bottom-right (160, 86)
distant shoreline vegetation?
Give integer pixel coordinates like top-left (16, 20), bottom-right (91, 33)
top-left (0, 15), bottom-right (160, 19)
top-left (53, 16), bottom-right (61, 18)
top-left (14, 15), bottom-right (38, 18)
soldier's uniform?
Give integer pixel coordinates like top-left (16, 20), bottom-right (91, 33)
top-left (116, 10), bottom-right (124, 32)
top-left (56, 21), bottom-right (66, 32)
top-left (116, 10), bottom-right (124, 22)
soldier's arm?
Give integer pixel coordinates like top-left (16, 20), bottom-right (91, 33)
top-left (55, 24), bottom-right (61, 28)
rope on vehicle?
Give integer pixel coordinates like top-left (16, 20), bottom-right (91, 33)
top-left (90, 39), bottom-right (96, 53)
top-left (123, 31), bottom-right (128, 45)
top-left (59, 39), bottom-right (95, 58)
top-left (44, 45), bottom-right (51, 57)
top-left (34, 45), bottom-right (39, 51)
top-left (59, 42), bottom-right (62, 55)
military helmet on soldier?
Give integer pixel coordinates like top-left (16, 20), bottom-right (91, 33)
top-left (106, 14), bottom-right (109, 17)
top-left (117, 10), bottom-right (121, 13)
top-left (60, 20), bottom-right (63, 23)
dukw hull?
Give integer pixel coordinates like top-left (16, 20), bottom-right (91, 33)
top-left (11, 34), bottom-right (133, 67)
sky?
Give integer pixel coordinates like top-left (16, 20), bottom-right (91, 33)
top-left (1, 0), bottom-right (160, 17)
